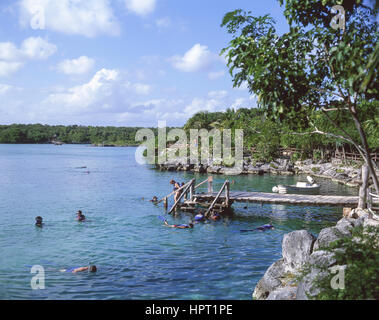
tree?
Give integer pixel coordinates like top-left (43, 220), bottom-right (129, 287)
top-left (221, 0), bottom-right (379, 193)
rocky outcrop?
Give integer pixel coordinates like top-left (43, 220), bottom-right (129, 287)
top-left (252, 211), bottom-right (377, 300)
top-left (156, 157), bottom-right (371, 188)
top-left (252, 230), bottom-right (315, 300)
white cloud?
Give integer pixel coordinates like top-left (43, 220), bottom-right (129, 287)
top-left (0, 42), bottom-right (22, 61)
top-left (0, 84), bottom-right (13, 95)
top-left (124, 0), bottom-right (156, 16)
top-left (19, 0), bottom-right (120, 38)
top-left (0, 37), bottom-right (56, 76)
top-left (170, 44), bottom-right (217, 73)
top-left (45, 68), bottom-right (119, 112)
top-left (208, 90), bottom-right (228, 99)
top-left (57, 56), bottom-right (95, 75)
top-left (20, 37), bottom-right (57, 60)
top-left (155, 17), bottom-right (171, 28)
top-left (208, 70), bottom-right (225, 80)
top-left (0, 61), bottom-right (24, 77)
top-left (124, 81), bottom-right (152, 95)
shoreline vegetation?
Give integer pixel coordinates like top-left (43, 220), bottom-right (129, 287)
top-left (0, 124), bottom-right (158, 147)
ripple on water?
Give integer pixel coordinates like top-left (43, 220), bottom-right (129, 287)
top-left (0, 145), bottom-right (349, 299)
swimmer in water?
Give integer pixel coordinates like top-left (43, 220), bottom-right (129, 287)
top-left (60, 265), bottom-right (97, 273)
top-left (150, 196), bottom-right (158, 203)
top-left (210, 212), bottom-right (221, 221)
top-left (241, 224), bottom-right (275, 233)
top-left (35, 216), bottom-right (43, 227)
top-left (256, 224), bottom-right (275, 231)
top-left (194, 210), bottom-right (205, 223)
top-left (163, 220), bottom-right (194, 229)
top-left (76, 210), bottom-right (86, 222)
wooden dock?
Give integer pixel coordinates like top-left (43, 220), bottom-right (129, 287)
top-left (195, 191), bottom-right (361, 207)
top-left (159, 177), bottom-right (378, 217)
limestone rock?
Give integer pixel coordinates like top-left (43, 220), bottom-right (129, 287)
top-left (266, 286), bottom-right (297, 300)
top-left (282, 230), bottom-right (316, 273)
top-left (313, 226), bottom-right (348, 251)
top-left (252, 259), bottom-right (286, 300)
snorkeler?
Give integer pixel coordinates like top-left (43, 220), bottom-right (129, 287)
top-left (76, 210), bottom-right (86, 222)
top-left (210, 212), bottom-right (221, 221)
top-left (35, 216), bottom-right (43, 227)
top-left (240, 224), bottom-right (275, 233)
top-left (256, 224), bottom-right (275, 231)
top-left (163, 220), bottom-right (194, 229)
top-left (150, 196), bottom-right (158, 203)
top-left (194, 210), bottom-right (205, 222)
top-left (60, 265), bottom-right (97, 273)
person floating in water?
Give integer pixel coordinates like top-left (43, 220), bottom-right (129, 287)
top-left (150, 196), bottom-right (158, 203)
top-left (170, 180), bottom-right (182, 202)
top-left (194, 210), bottom-right (205, 222)
top-left (163, 219), bottom-right (194, 229)
top-left (240, 224), bottom-right (275, 233)
top-left (256, 224), bottom-right (274, 231)
top-left (35, 216), bottom-right (43, 227)
top-left (60, 265), bottom-right (97, 273)
top-left (210, 212), bottom-right (221, 221)
top-left (76, 210), bottom-right (86, 222)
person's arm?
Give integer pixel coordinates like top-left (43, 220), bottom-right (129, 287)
top-left (72, 267), bottom-right (89, 273)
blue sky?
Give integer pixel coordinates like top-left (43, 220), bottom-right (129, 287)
top-left (0, 0), bottom-right (289, 127)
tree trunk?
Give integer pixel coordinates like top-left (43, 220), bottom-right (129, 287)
top-left (358, 165), bottom-right (369, 209)
top-left (349, 106), bottom-right (379, 194)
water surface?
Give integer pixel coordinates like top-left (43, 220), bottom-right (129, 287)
top-left (0, 144), bottom-right (357, 299)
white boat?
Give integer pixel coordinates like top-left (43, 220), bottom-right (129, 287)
top-left (272, 176), bottom-right (320, 194)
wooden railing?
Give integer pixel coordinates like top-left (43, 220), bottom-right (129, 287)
top-left (204, 180), bottom-right (230, 218)
top-left (159, 177), bottom-right (214, 213)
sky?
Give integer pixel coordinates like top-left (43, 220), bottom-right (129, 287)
top-left (0, 0), bottom-right (289, 127)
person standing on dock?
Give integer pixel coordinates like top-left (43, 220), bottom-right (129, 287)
top-left (170, 180), bottom-right (182, 203)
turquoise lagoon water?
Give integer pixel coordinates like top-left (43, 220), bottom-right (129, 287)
top-left (0, 144), bottom-right (357, 300)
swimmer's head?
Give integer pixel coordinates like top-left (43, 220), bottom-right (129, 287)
top-left (152, 196), bottom-right (158, 202)
top-left (189, 223), bottom-right (194, 228)
top-left (169, 180), bottom-right (176, 185)
top-left (35, 216), bottom-right (43, 224)
top-left (77, 210), bottom-right (82, 215)
top-left (89, 265), bottom-right (97, 272)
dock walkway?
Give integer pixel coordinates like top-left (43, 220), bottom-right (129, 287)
top-left (195, 191), bottom-right (361, 207)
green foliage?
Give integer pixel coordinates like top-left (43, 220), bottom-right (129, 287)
top-left (313, 226), bottom-right (379, 300)
top-left (0, 124), bottom-right (157, 146)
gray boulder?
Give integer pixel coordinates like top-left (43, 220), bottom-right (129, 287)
top-left (335, 218), bottom-right (354, 236)
top-left (282, 230), bottom-right (316, 273)
top-left (296, 267), bottom-right (328, 300)
top-left (252, 259), bottom-right (286, 300)
top-left (307, 250), bottom-right (337, 268)
top-left (313, 226), bottom-right (347, 251)
top-left (266, 286), bottom-right (297, 300)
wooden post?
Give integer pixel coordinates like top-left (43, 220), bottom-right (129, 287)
top-left (205, 180), bottom-right (228, 218)
top-left (225, 181), bottom-right (230, 207)
top-left (358, 164), bottom-right (369, 209)
top-left (367, 187), bottom-right (373, 210)
top-left (163, 197), bottom-right (168, 210)
top-left (190, 179), bottom-right (195, 201)
top-left (208, 176), bottom-right (213, 194)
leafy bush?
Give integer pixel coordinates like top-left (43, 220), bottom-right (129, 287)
top-left (311, 226), bottom-right (379, 300)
